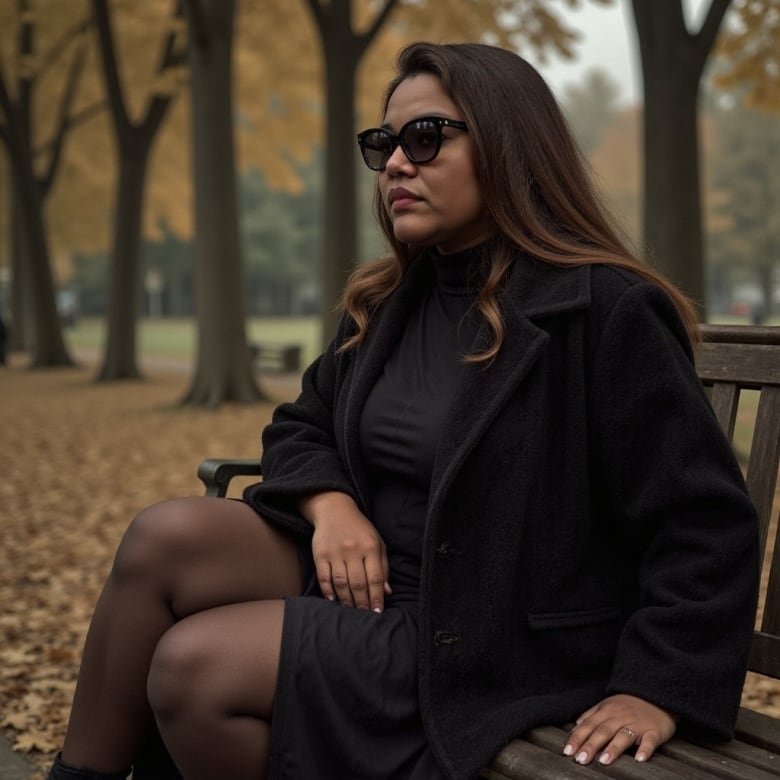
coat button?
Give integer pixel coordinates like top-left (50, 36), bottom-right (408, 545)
top-left (436, 541), bottom-right (462, 560)
top-left (434, 631), bottom-right (461, 646)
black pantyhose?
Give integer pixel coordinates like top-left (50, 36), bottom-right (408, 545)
top-left (58, 497), bottom-right (302, 780)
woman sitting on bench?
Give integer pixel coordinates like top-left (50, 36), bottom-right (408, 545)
top-left (49, 41), bottom-right (759, 780)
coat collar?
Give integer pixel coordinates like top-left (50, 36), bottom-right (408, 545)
top-left (341, 251), bottom-right (593, 514)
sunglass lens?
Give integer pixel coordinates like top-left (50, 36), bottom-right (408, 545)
top-left (361, 130), bottom-right (394, 170)
top-left (403, 120), bottom-right (440, 164)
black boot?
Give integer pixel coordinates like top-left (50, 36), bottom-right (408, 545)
top-left (47, 753), bottom-right (131, 780)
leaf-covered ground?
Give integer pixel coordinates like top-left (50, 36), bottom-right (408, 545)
top-left (0, 359), bottom-right (778, 775)
top-left (0, 360), bottom-right (288, 775)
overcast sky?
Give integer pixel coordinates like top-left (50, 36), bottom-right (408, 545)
top-left (529, 0), bottom-right (712, 106)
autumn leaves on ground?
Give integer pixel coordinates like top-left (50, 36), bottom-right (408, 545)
top-left (0, 360), bottom-right (290, 774)
top-left (1, 361), bottom-right (779, 775)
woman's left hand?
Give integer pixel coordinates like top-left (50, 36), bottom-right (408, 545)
top-left (563, 693), bottom-right (677, 766)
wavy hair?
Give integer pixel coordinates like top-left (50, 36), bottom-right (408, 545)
top-left (340, 42), bottom-right (698, 361)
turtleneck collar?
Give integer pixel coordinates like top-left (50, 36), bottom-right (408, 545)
top-left (427, 242), bottom-right (491, 296)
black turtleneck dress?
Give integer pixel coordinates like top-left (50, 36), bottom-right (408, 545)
top-left (268, 248), bottom-right (483, 779)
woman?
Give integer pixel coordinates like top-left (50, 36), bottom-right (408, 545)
top-left (49, 42), bottom-right (759, 780)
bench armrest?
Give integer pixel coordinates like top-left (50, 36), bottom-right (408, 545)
top-left (197, 458), bottom-right (263, 497)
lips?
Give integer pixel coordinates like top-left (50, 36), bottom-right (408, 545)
top-left (388, 187), bottom-right (421, 209)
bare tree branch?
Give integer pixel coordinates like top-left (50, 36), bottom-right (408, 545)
top-left (142, 0), bottom-right (186, 145)
top-left (155, 0), bottom-right (186, 74)
top-left (359, 0), bottom-right (400, 51)
top-left (695, 0), bottom-right (732, 66)
top-left (0, 49), bottom-right (16, 121)
top-left (31, 100), bottom-right (106, 159)
top-left (92, 0), bottom-right (131, 136)
top-left (304, 0), bottom-right (325, 34)
top-left (35, 16), bottom-right (93, 83)
top-left (40, 40), bottom-right (89, 195)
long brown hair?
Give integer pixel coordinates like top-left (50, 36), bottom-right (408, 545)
top-left (341, 42), bottom-right (698, 361)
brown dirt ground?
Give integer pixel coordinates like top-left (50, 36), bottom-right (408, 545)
top-left (0, 357), bottom-right (778, 775)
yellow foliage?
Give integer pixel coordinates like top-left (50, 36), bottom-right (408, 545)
top-left (2, 0), bottom-right (620, 275)
top-left (715, 0), bottom-right (780, 112)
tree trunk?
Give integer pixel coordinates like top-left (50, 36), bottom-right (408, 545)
top-left (180, 0), bottom-right (264, 407)
top-left (0, 12), bottom-right (72, 367)
top-left (92, 0), bottom-right (182, 382)
top-left (306, 0), bottom-right (399, 349)
top-left (6, 132), bottom-right (73, 367)
top-left (9, 184), bottom-right (33, 351)
top-left (319, 4), bottom-right (360, 348)
top-left (631, 0), bottom-right (731, 317)
top-left (96, 148), bottom-right (148, 380)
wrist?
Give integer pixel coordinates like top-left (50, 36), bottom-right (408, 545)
top-left (299, 491), bottom-right (357, 528)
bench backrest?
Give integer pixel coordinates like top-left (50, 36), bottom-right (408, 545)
top-left (697, 324), bottom-right (780, 680)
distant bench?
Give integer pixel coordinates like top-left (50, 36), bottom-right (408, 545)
top-left (248, 342), bottom-right (302, 373)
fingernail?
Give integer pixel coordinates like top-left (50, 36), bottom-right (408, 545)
top-left (373, 607), bottom-right (382, 613)
top-left (575, 752), bottom-right (588, 764)
top-left (635, 752), bottom-right (647, 762)
top-left (598, 753), bottom-right (610, 765)
top-left (326, 595), bottom-right (335, 601)
top-left (563, 744), bottom-right (574, 756)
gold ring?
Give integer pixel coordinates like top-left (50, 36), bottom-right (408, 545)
top-left (620, 726), bottom-right (637, 741)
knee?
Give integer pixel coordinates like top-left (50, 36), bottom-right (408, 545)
top-left (111, 497), bottom-right (211, 584)
top-left (147, 621), bottom-right (214, 723)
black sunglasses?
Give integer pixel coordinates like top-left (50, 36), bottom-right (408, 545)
top-left (357, 116), bottom-right (468, 171)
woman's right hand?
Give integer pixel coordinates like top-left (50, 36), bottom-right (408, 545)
top-left (299, 491), bottom-right (392, 612)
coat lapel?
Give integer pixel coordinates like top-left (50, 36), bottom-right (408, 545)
top-left (427, 257), bottom-right (592, 519)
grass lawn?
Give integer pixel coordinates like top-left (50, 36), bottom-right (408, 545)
top-left (65, 316), bottom-right (323, 368)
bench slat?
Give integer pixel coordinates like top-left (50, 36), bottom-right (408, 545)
top-left (708, 383), bottom-right (741, 440)
top-left (697, 344), bottom-right (780, 388)
top-left (749, 632), bottom-right (780, 680)
top-left (524, 726), bottom-right (718, 779)
top-left (701, 326), bottom-right (780, 346)
top-left (659, 740), bottom-right (779, 780)
top-left (489, 725), bottom-right (772, 779)
top-left (746, 386), bottom-right (780, 555)
top-left (736, 707), bottom-right (780, 753)
top-left (488, 737), bottom-right (604, 778)
top-left (701, 737), bottom-right (780, 775)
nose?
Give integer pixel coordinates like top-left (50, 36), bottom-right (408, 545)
top-left (384, 142), bottom-right (415, 175)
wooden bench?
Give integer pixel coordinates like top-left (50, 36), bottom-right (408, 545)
top-left (198, 324), bottom-right (780, 778)
top-left (248, 341), bottom-right (302, 373)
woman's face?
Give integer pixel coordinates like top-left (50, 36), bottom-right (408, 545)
top-left (379, 74), bottom-right (493, 254)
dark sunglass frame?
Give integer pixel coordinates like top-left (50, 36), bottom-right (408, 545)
top-left (357, 116), bottom-right (468, 171)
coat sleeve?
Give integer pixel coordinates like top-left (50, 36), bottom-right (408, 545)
top-left (242, 316), bottom-right (360, 539)
top-left (590, 281), bottom-right (760, 741)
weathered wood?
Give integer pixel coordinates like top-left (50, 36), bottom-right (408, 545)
top-left (659, 740), bottom-right (779, 780)
top-left (489, 738), bottom-right (603, 778)
top-left (702, 737), bottom-right (780, 775)
top-left (735, 708), bottom-right (780, 753)
top-left (746, 387), bottom-right (780, 552)
top-left (696, 344), bottom-right (780, 387)
top-left (701, 326), bottom-right (780, 346)
top-left (708, 383), bottom-right (740, 440)
top-left (523, 726), bottom-right (718, 779)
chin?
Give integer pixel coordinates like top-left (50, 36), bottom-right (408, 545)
top-left (391, 225), bottom-right (439, 247)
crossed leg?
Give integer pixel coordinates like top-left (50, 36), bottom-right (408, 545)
top-left (60, 496), bottom-right (302, 778)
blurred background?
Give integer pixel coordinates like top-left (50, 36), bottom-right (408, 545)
top-left (1, 0), bottom-right (777, 405)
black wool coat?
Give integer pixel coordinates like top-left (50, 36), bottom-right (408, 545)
top-left (244, 254), bottom-right (760, 780)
